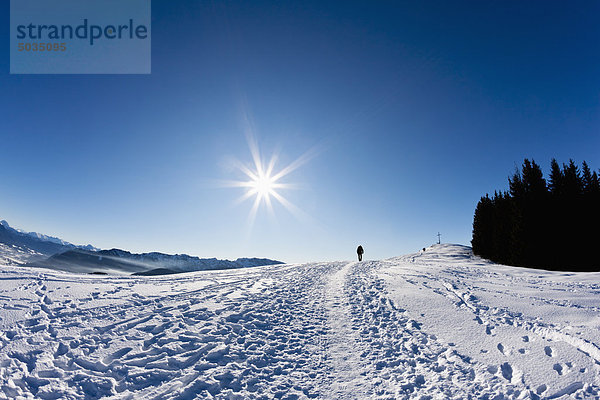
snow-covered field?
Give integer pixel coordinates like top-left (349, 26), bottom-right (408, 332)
top-left (1, 244), bottom-right (599, 399)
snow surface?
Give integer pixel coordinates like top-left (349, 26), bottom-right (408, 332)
top-left (0, 244), bottom-right (599, 399)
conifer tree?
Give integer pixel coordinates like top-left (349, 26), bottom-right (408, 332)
top-left (582, 161), bottom-right (596, 193)
top-left (472, 158), bottom-right (598, 271)
top-left (548, 159), bottom-right (563, 195)
top-left (472, 194), bottom-right (493, 259)
top-left (562, 159), bottom-right (583, 198)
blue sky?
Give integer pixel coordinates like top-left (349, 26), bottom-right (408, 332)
top-left (1, 1), bottom-right (599, 263)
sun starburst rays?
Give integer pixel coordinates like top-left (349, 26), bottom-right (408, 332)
top-left (222, 136), bottom-right (315, 228)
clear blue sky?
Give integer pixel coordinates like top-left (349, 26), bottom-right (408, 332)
top-left (1, 1), bottom-right (599, 263)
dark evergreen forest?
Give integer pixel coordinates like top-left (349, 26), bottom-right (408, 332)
top-left (472, 159), bottom-right (600, 271)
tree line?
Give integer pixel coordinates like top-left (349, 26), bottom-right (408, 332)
top-left (472, 159), bottom-right (600, 271)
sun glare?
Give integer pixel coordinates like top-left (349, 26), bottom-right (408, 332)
top-left (223, 133), bottom-right (317, 227)
top-left (251, 172), bottom-right (276, 198)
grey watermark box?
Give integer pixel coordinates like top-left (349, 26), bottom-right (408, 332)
top-left (10, 0), bottom-right (151, 74)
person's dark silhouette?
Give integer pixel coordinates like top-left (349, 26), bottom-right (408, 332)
top-left (357, 245), bottom-right (364, 261)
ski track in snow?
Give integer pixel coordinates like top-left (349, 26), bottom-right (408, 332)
top-left (1, 244), bottom-right (600, 399)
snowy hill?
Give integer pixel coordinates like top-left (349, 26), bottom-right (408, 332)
top-left (1, 244), bottom-right (599, 399)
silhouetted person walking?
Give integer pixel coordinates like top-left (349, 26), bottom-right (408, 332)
top-left (357, 245), bottom-right (364, 261)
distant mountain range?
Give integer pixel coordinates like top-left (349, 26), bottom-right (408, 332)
top-left (28, 248), bottom-right (284, 275)
top-left (0, 219), bottom-right (283, 275)
top-left (0, 220), bottom-right (98, 265)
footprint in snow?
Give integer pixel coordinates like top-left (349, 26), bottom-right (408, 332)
top-left (497, 343), bottom-right (505, 355)
top-left (554, 363), bottom-right (563, 375)
top-left (501, 362), bottom-right (513, 381)
top-left (536, 384), bottom-right (547, 395)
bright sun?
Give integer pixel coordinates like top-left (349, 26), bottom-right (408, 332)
top-left (251, 172), bottom-right (276, 198)
top-left (224, 134), bottom-right (316, 226)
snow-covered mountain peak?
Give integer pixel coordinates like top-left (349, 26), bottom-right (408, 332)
top-left (0, 219), bottom-right (282, 274)
top-left (0, 219), bottom-right (101, 266)
top-left (0, 219), bottom-right (99, 251)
